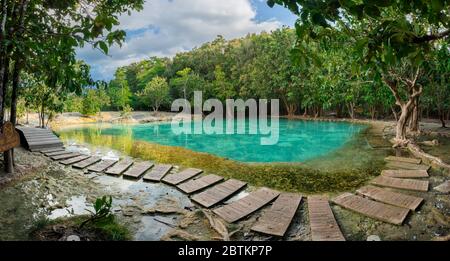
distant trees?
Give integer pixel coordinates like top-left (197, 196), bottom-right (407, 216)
top-left (138, 77), bottom-right (170, 112)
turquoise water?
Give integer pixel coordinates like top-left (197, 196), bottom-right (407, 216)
top-left (59, 119), bottom-right (367, 163)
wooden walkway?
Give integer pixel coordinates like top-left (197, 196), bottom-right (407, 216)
top-left (385, 156), bottom-right (421, 165)
top-left (16, 126), bottom-right (64, 151)
top-left (105, 160), bottom-right (134, 176)
top-left (143, 164), bottom-right (173, 182)
top-left (308, 196), bottom-right (345, 241)
top-left (357, 186), bottom-right (423, 211)
top-left (213, 188), bottom-right (280, 223)
top-left (51, 152), bottom-right (80, 161)
top-left (371, 176), bottom-right (429, 192)
top-left (332, 193), bottom-right (410, 225)
top-left (162, 168), bottom-right (203, 185)
top-left (251, 193), bottom-right (302, 237)
top-left (191, 179), bottom-right (247, 208)
top-left (385, 161), bottom-right (430, 171)
top-left (381, 169), bottom-right (429, 178)
top-left (88, 160), bottom-right (118, 173)
top-left (73, 157), bottom-right (101, 169)
top-left (123, 162), bottom-right (154, 179)
top-left (46, 150), bottom-right (71, 157)
top-left (177, 174), bottom-right (224, 194)
top-left (60, 155), bottom-right (90, 165)
top-left (41, 148), bottom-right (65, 154)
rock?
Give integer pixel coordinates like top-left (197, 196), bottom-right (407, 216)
top-left (434, 181), bottom-right (450, 194)
top-left (367, 235), bottom-right (381, 241)
top-left (420, 140), bottom-right (439, 147)
top-left (66, 235), bottom-right (81, 241)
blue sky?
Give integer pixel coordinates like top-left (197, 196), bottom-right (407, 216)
top-left (76, 0), bottom-right (297, 81)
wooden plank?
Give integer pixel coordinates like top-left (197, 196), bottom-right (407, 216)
top-left (382, 169), bottom-right (429, 179)
top-left (332, 193), bottom-right (410, 225)
top-left (386, 161), bottom-right (430, 171)
top-left (385, 156), bottom-right (422, 164)
top-left (45, 150), bottom-right (71, 157)
top-left (357, 186), bottom-right (423, 211)
top-left (60, 155), bottom-right (91, 166)
top-left (142, 164), bottom-right (173, 182)
top-left (177, 175), bottom-right (224, 194)
top-left (40, 147), bottom-right (65, 154)
top-left (308, 196), bottom-right (345, 241)
top-left (72, 157), bottom-right (102, 169)
top-left (162, 168), bottom-right (203, 185)
top-left (251, 193), bottom-right (302, 237)
top-left (191, 179), bottom-right (248, 208)
top-left (213, 188), bottom-right (280, 223)
top-left (88, 160), bottom-right (118, 173)
top-left (371, 176), bottom-right (429, 192)
top-left (123, 162), bottom-right (154, 179)
top-left (51, 152), bottom-right (80, 161)
top-left (434, 181), bottom-right (450, 194)
top-left (105, 160), bottom-right (134, 176)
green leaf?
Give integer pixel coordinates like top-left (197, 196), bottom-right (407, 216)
top-left (99, 41), bottom-right (109, 54)
top-left (364, 5), bottom-right (381, 18)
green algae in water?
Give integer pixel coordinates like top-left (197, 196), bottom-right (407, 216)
top-left (58, 121), bottom-right (388, 194)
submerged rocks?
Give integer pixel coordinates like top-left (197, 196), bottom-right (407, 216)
top-left (367, 235), bottom-right (381, 241)
top-left (66, 235), bottom-right (81, 241)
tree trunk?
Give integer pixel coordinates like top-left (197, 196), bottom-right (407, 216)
top-left (395, 104), bottom-right (412, 147)
top-left (409, 96), bottom-right (420, 133)
top-left (347, 103), bottom-right (355, 119)
top-left (391, 106), bottom-right (399, 121)
top-left (10, 59), bottom-right (21, 125)
top-left (439, 110), bottom-right (447, 128)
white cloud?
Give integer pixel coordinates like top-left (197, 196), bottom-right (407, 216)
top-left (77, 0), bottom-right (282, 80)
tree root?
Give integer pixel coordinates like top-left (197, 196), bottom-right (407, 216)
top-left (407, 143), bottom-right (450, 174)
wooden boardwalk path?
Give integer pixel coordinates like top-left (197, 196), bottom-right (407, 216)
top-left (16, 127), bottom-right (64, 151)
top-left (123, 162), bottom-right (154, 179)
top-left (385, 161), bottom-right (430, 171)
top-left (45, 150), bottom-right (71, 157)
top-left (73, 157), bottom-right (101, 169)
top-left (177, 175), bottom-right (224, 194)
top-left (191, 179), bottom-right (247, 208)
top-left (385, 156), bottom-right (421, 164)
top-left (60, 155), bottom-right (90, 165)
top-left (162, 168), bottom-right (203, 185)
top-left (357, 186), bottom-right (423, 211)
top-left (308, 196), bottom-right (345, 241)
top-left (105, 160), bottom-right (134, 176)
top-left (41, 148), bottom-right (65, 154)
top-left (51, 152), bottom-right (80, 161)
top-left (332, 193), bottom-right (410, 225)
top-left (213, 188), bottom-right (280, 223)
top-left (88, 160), bottom-right (118, 173)
top-left (371, 176), bottom-right (429, 192)
top-left (251, 193), bottom-right (302, 237)
top-left (143, 164), bottom-right (173, 182)
top-left (381, 169), bottom-right (429, 178)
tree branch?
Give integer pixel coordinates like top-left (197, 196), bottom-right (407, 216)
top-left (413, 29), bottom-right (450, 43)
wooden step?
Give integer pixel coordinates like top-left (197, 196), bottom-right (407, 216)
top-left (386, 161), bottom-right (430, 171)
top-left (191, 179), bottom-right (248, 208)
top-left (105, 160), bottom-right (134, 176)
top-left (308, 196), bottom-right (345, 241)
top-left (213, 188), bottom-right (280, 223)
top-left (332, 193), bottom-right (410, 225)
top-left (45, 150), bottom-right (71, 157)
top-left (88, 160), bottom-right (118, 173)
top-left (123, 162), bottom-right (154, 179)
top-left (51, 152), bottom-right (80, 161)
top-left (72, 157), bottom-right (101, 169)
top-left (357, 186), bottom-right (423, 211)
top-left (371, 176), bottom-right (429, 192)
top-left (142, 164), bottom-right (173, 182)
top-left (162, 168), bottom-right (203, 185)
top-left (60, 155), bottom-right (91, 166)
top-left (177, 175), bottom-right (224, 194)
top-left (385, 156), bottom-right (422, 164)
top-left (251, 193), bottom-right (302, 237)
top-left (40, 147), bottom-right (65, 154)
top-left (381, 169), bottom-right (429, 179)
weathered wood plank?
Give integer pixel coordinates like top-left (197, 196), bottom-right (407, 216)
top-left (162, 168), bottom-right (203, 185)
top-left (142, 164), bottom-right (173, 182)
top-left (213, 188), bottom-right (280, 223)
top-left (177, 175), bottom-right (224, 194)
top-left (60, 155), bottom-right (91, 166)
top-left (357, 186), bottom-right (423, 211)
top-left (105, 160), bottom-right (134, 176)
top-left (72, 157), bottom-right (102, 169)
top-left (332, 193), bottom-right (410, 225)
top-left (51, 152), bottom-right (80, 161)
top-left (40, 147), bottom-right (65, 154)
top-left (308, 196), bottom-right (345, 241)
top-left (45, 150), bottom-right (71, 157)
top-left (385, 156), bottom-right (422, 164)
top-left (251, 193), bottom-right (302, 237)
top-left (191, 179), bottom-right (248, 208)
top-left (88, 160), bottom-right (118, 173)
top-left (385, 161), bottom-right (430, 171)
top-left (371, 176), bottom-right (429, 192)
top-left (123, 162), bottom-right (154, 179)
top-left (434, 181), bottom-right (450, 194)
top-left (381, 169), bottom-right (429, 179)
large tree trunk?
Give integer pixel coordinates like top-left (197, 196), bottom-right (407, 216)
top-left (409, 96), bottom-right (420, 133)
top-left (10, 59), bottom-right (21, 125)
top-left (439, 110), bottom-right (447, 128)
